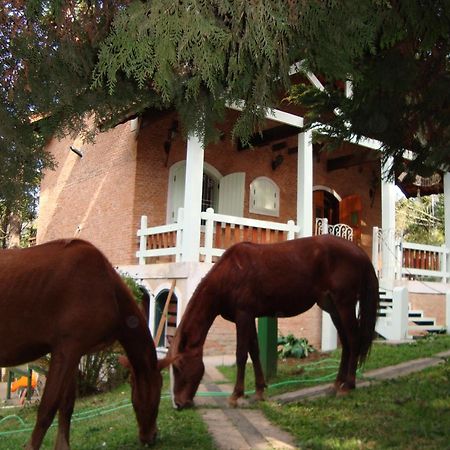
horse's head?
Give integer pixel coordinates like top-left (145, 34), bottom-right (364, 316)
top-left (165, 349), bottom-right (204, 410)
top-left (119, 355), bottom-right (164, 445)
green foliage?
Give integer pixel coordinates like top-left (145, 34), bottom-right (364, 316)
top-left (2, 0), bottom-right (450, 194)
top-left (119, 272), bottom-right (144, 304)
top-left (277, 334), bottom-right (315, 359)
top-left (93, 0), bottom-right (299, 144)
top-left (396, 194), bottom-right (445, 245)
top-left (77, 347), bottom-right (128, 396)
top-left (288, 0), bottom-right (450, 178)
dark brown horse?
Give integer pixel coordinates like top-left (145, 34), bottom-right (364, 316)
top-left (0, 239), bottom-right (163, 449)
top-left (165, 235), bottom-right (379, 409)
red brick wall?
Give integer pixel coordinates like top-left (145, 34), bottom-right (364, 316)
top-left (410, 293), bottom-right (446, 326)
top-left (37, 122), bottom-right (139, 264)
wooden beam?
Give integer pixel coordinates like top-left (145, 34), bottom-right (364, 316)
top-left (237, 124), bottom-right (300, 151)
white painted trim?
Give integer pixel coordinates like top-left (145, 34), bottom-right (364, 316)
top-left (227, 101), bottom-right (304, 128)
top-left (313, 185), bottom-right (342, 202)
top-left (204, 162), bottom-right (223, 181)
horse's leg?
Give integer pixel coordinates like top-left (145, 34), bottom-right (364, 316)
top-left (332, 305), bottom-right (360, 394)
top-left (25, 349), bottom-right (79, 450)
top-left (54, 372), bottom-right (77, 450)
top-left (329, 311), bottom-right (349, 392)
top-left (247, 321), bottom-right (266, 402)
top-left (229, 315), bottom-right (252, 407)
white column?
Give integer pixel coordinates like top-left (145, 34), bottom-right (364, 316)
top-left (446, 291), bottom-right (450, 335)
top-left (391, 286), bottom-right (409, 341)
top-left (297, 130), bottom-right (313, 237)
top-left (318, 219), bottom-right (338, 351)
top-left (381, 157), bottom-right (397, 283)
top-left (444, 173), bottom-right (450, 283)
top-left (181, 134), bottom-right (204, 262)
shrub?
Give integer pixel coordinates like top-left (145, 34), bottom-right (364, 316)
top-left (277, 334), bottom-right (315, 359)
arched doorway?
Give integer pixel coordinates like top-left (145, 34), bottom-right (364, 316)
top-left (154, 289), bottom-right (178, 348)
top-left (313, 187), bottom-right (340, 225)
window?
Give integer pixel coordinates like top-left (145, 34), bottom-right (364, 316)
top-left (249, 177), bottom-right (280, 217)
top-left (201, 172), bottom-right (217, 212)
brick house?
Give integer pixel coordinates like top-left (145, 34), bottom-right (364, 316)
top-left (36, 95), bottom-right (449, 354)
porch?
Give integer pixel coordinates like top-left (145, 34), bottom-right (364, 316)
top-left (130, 210), bottom-right (450, 349)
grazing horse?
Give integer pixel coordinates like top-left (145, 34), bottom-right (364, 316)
top-left (0, 239), bottom-right (163, 449)
top-left (164, 235), bottom-right (379, 409)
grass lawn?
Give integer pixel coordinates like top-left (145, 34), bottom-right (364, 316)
top-left (261, 359), bottom-right (450, 449)
top-left (217, 334), bottom-right (450, 396)
top-left (220, 334), bottom-right (450, 450)
top-left (0, 376), bottom-right (215, 449)
top-left (1, 335), bottom-right (449, 449)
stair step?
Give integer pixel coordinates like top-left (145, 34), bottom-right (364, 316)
top-left (408, 325), bottom-right (445, 332)
top-left (380, 301), bottom-right (393, 307)
top-left (408, 309), bottom-right (424, 317)
top-left (409, 317), bottom-right (436, 326)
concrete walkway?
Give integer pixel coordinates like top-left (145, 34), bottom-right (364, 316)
top-left (199, 350), bottom-right (450, 450)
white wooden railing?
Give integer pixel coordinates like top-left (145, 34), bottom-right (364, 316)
top-left (372, 227), bottom-right (450, 283)
top-left (136, 208), bottom-right (300, 264)
top-left (200, 208), bottom-right (300, 263)
top-left (315, 218), bottom-right (353, 241)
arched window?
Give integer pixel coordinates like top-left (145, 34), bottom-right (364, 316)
top-left (167, 161), bottom-right (221, 223)
top-left (249, 177), bottom-right (280, 217)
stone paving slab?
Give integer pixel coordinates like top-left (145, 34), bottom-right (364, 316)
top-left (273, 350), bottom-right (450, 404)
top-left (199, 408), bottom-right (298, 450)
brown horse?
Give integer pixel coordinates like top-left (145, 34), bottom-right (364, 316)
top-left (0, 239), bottom-right (163, 449)
top-left (165, 234), bottom-right (379, 409)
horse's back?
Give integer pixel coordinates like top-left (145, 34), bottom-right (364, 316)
top-left (0, 239), bottom-right (124, 366)
top-left (213, 235), bottom-right (374, 318)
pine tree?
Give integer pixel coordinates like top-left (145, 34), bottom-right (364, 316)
top-left (2, 0), bottom-right (450, 223)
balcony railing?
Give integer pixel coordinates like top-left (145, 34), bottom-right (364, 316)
top-left (136, 210), bottom-right (364, 265)
top-left (372, 227), bottom-right (450, 283)
top-left (136, 208), bottom-right (300, 264)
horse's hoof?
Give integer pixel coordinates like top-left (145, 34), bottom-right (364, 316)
top-left (253, 392), bottom-right (265, 402)
top-left (228, 396), bottom-right (238, 408)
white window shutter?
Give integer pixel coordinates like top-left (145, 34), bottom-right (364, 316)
top-left (218, 172), bottom-right (245, 217)
top-left (249, 177), bottom-right (280, 217)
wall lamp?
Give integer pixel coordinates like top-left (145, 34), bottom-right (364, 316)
top-left (70, 146), bottom-right (83, 158)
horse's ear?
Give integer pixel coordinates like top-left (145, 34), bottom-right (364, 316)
top-left (157, 356), bottom-right (177, 371)
top-left (118, 355), bottom-right (131, 369)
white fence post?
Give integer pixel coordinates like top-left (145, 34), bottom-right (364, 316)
top-left (204, 208), bottom-right (215, 263)
top-left (446, 291), bottom-right (450, 335)
top-left (395, 240), bottom-right (403, 281)
top-left (391, 286), bottom-right (409, 341)
top-left (138, 215), bottom-right (148, 265)
top-left (372, 227), bottom-right (379, 276)
top-left (175, 208), bottom-right (184, 262)
top-left (442, 244), bottom-right (448, 283)
top-left (287, 220), bottom-right (297, 240)
top-left (320, 217), bottom-right (337, 352)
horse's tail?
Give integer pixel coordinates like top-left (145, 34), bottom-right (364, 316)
top-left (358, 261), bottom-right (380, 365)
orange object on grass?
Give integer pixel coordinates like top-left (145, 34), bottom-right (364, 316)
top-left (11, 373), bottom-right (37, 392)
